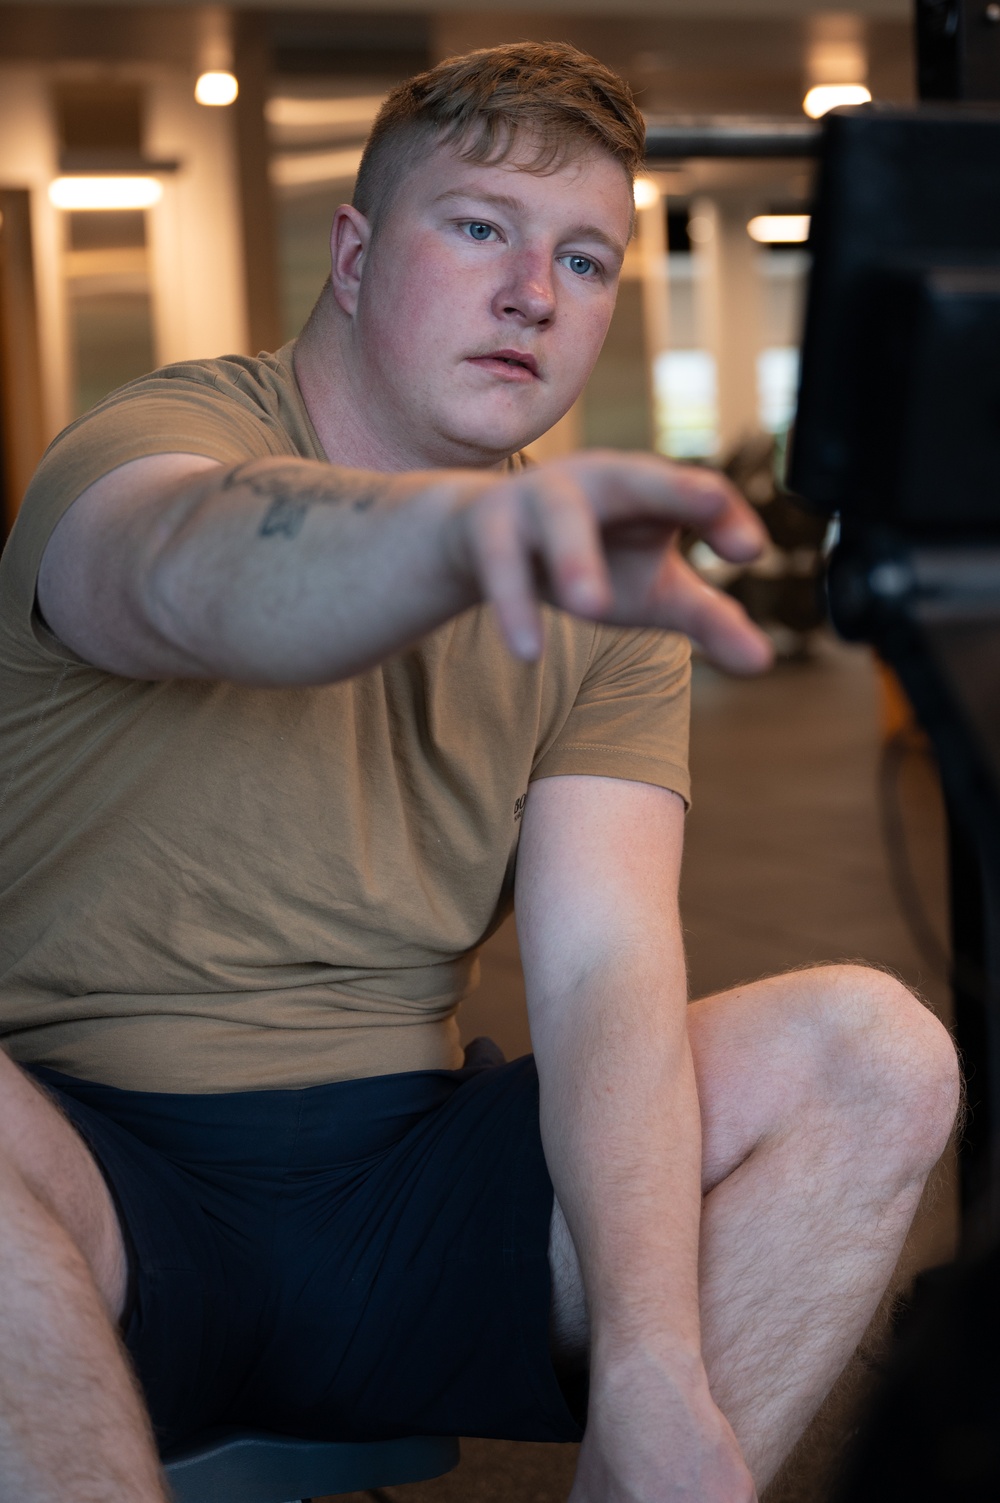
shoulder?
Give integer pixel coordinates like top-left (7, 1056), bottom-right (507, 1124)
top-left (20, 342), bottom-right (315, 517)
top-left (143, 344), bottom-right (306, 416)
top-left (0, 346), bottom-right (313, 659)
top-left (529, 618), bottom-right (692, 807)
top-left (542, 612), bottom-right (691, 695)
top-left (26, 348), bottom-right (304, 492)
top-left (78, 344), bottom-right (309, 435)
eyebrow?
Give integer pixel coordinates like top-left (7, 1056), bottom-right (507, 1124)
top-left (432, 187), bottom-right (627, 261)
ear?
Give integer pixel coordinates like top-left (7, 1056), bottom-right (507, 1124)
top-left (329, 204), bottom-right (372, 317)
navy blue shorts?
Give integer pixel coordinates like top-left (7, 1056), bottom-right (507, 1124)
top-left (27, 1056), bottom-right (584, 1453)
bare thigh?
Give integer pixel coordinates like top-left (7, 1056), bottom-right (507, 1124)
top-left (0, 1052), bottom-right (128, 1317)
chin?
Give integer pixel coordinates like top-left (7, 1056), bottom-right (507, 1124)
top-left (439, 403), bottom-right (569, 465)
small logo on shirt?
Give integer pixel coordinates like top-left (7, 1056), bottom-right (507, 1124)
top-left (513, 793), bottom-right (527, 823)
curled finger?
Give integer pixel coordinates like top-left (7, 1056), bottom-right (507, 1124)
top-left (522, 471), bottom-right (613, 619)
top-left (563, 450), bottom-right (768, 564)
top-left (466, 487), bottom-right (544, 659)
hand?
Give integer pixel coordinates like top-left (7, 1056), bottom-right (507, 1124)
top-left (444, 450), bottom-right (773, 674)
top-left (570, 1353), bottom-right (758, 1503)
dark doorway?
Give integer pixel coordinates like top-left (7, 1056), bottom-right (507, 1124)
top-left (0, 189), bottom-right (46, 542)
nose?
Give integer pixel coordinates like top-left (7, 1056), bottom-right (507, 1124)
top-left (492, 249), bottom-right (556, 326)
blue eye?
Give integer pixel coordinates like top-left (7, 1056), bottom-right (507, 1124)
top-left (567, 255), bottom-right (595, 276)
top-left (466, 222), bottom-right (493, 241)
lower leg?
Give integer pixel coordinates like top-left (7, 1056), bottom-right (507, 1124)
top-left (691, 967), bottom-right (959, 1489)
top-left (0, 1137), bottom-right (167, 1501)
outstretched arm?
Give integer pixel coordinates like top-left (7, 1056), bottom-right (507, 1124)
top-left (516, 773), bottom-right (756, 1503)
top-left (38, 449), bottom-right (771, 683)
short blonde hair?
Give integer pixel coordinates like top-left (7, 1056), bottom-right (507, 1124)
top-left (353, 41), bottom-right (645, 229)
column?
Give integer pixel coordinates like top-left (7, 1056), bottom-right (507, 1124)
top-left (691, 193), bottom-right (764, 457)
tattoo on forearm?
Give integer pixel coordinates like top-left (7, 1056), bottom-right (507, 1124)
top-left (260, 497), bottom-right (308, 538)
top-left (221, 460), bottom-right (384, 539)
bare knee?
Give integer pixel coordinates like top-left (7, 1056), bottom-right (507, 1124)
top-left (798, 964), bottom-right (960, 1175)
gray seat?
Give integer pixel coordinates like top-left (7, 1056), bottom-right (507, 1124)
top-left (162, 1428), bottom-right (460, 1503)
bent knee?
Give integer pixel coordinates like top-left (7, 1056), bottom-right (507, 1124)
top-left (805, 964), bottom-right (960, 1168)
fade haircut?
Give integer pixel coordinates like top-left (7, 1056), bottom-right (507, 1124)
top-left (352, 41), bottom-right (645, 232)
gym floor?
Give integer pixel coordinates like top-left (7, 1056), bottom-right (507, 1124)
top-left (332, 633), bottom-right (957, 1503)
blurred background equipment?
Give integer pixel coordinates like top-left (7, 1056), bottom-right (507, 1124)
top-left (789, 6), bottom-right (1000, 1496)
top-left (721, 433), bottom-right (828, 655)
top-left (833, 1231), bottom-right (1000, 1503)
top-left (790, 96), bottom-right (1000, 1218)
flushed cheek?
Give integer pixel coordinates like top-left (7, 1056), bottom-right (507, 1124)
top-left (558, 308), bottom-right (615, 397)
top-left (578, 295), bottom-right (616, 355)
top-left (373, 266), bottom-right (477, 373)
top-left (549, 306), bottom-right (611, 391)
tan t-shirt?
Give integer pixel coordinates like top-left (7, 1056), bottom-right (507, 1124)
top-left (0, 345), bottom-right (691, 1093)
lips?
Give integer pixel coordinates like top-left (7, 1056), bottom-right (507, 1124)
top-left (468, 348), bottom-right (540, 378)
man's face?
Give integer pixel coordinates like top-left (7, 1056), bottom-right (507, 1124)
top-left (350, 136), bottom-right (633, 467)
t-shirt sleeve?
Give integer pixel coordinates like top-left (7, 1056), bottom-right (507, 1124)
top-left (530, 624), bottom-right (692, 806)
top-left (0, 372), bottom-right (294, 661)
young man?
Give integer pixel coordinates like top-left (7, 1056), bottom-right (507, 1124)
top-left (0, 42), bottom-right (957, 1503)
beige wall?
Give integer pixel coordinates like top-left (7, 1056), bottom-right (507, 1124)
top-left (0, 66), bottom-right (71, 438)
top-left (145, 71), bottom-right (248, 366)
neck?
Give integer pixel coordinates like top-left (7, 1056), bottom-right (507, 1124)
top-left (293, 288), bottom-right (512, 473)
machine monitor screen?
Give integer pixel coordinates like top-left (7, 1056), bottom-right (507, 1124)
top-left (788, 104), bottom-right (1000, 531)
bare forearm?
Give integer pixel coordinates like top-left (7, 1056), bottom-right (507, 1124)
top-left (530, 954), bottom-right (705, 1372)
top-left (530, 967), bottom-right (761, 1502)
top-left (41, 446), bottom-right (773, 683)
top-left (138, 459), bottom-right (480, 684)
top-left (517, 779), bottom-right (755, 1501)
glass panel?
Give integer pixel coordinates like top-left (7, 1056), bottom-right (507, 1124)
top-left (277, 187), bottom-right (339, 343)
top-left (757, 346), bottom-right (801, 436)
top-left (654, 349), bottom-right (718, 460)
top-left (268, 82), bottom-right (387, 343)
top-left (581, 280), bottom-right (653, 451)
top-left (69, 290), bottom-right (155, 417)
top-left (64, 208), bottom-right (155, 417)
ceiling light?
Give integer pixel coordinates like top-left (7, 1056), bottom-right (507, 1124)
top-left (803, 84), bottom-right (871, 119)
top-left (195, 71), bottom-right (239, 107)
top-left (745, 214), bottom-right (806, 243)
top-left (633, 176), bottom-right (660, 210)
top-left (48, 176), bottom-right (163, 210)
top-left (747, 214), bottom-right (811, 244)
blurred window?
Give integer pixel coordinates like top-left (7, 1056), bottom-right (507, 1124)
top-left (655, 349), bottom-right (718, 460)
top-left (757, 346), bottom-right (800, 436)
top-left (267, 14), bottom-right (430, 343)
top-left (65, 208), bottom-right (154, 417)
top-left (53, 80), bottom-right (156, 416)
